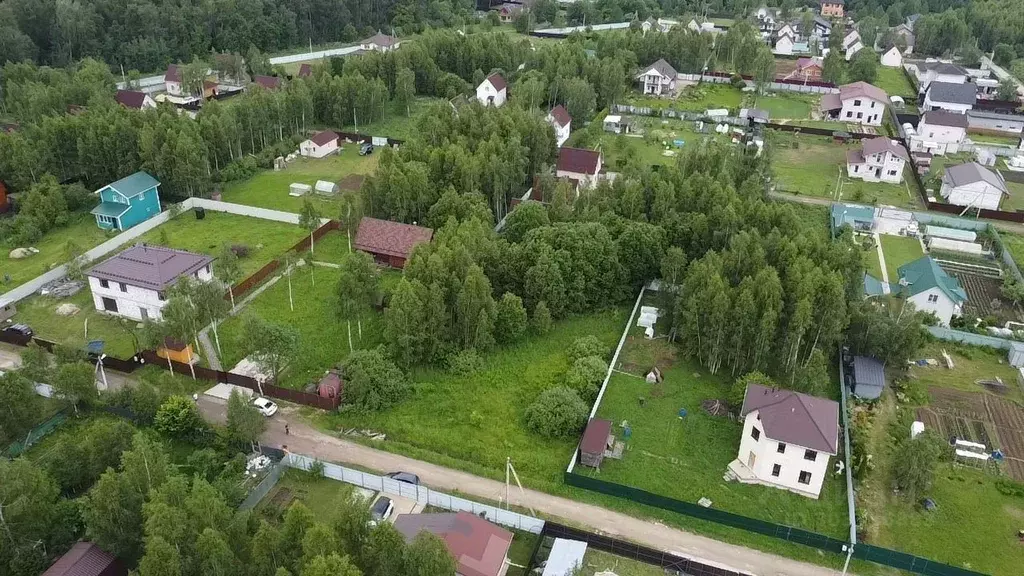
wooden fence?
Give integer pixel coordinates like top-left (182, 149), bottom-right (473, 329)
top-left (225, 219), bottom-right (339, 302)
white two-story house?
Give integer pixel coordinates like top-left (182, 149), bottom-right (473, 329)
top-left (85, 244), bottom-right (214, 322)
top-left (846, 137), bottom-right (908, 184)
top-left (820, 81), bottom-right (889, 126)
top-left (907, 61), bottom-right (968, 93)
top-left (727, 383), bottom-right (840, 499)
top-left (924, 81), bottom-right (977, 114)
top-left (556, 147), bottom-right (602, 191)
top-left (910, 111), bottom-right (968, 155)
top-left (164, 64), bottom-right (182, 96)
top-left (547, 105), bottom-right (571, 148)
top-left (476, 73), bottom-right (507, 107)
top-left (842, 30), bottom-right (863, 61)
top-left (896, 256), bottom-right (967, 326)
top-left (636, 59), bottom-right (677, 96)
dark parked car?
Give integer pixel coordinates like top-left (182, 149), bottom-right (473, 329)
top-left (4, 323), bottom-right (33, 337)
top-left (369, 496), bottom-right (394, 526)
top-left (386, 471), bottom-right (420, 485)
top-left (359, 143), bottom-right (374, 156)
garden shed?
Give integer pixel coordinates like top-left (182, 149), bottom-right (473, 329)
top-left (1008, 341), bottom-right (1024, 368)
top-left (851, 355), bottom-right (886, 399)
top-left (580, 418), bottom-right (613, 468)
top-left (318, 370), bottom-right (343, 399)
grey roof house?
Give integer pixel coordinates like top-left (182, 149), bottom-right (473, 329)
top-left (925, 81), bottom-right (977, 113)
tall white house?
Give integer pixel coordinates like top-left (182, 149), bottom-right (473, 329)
top-left (939, 161), bottom-right (1008, 210)
top-left (842, 30), bottom-right (863, 61)
top-left (846, 137), bottom-right (908, 184)
top-left (164, 64), bottom-right (182, 96)
top-left (896, 256), bottom-right (967, 326)
top-left (546, 105), bottom-right (571, 148)
top-left (880, 46), bottom-right (903, 68)
top-left (910, 111), bottom-right (967, 155)
top-left (820, 82), bottom-right (889, 126)
top-left (636, 59), bottom-right (677, 96)
top-left (726, 383), bottom-right (840, 499)
top-left (555, 147), bottom-right (602, 191)
top-left (85, 244), bottom-right (214, 322)
top-left (476, 73), bottom-right (507, 107)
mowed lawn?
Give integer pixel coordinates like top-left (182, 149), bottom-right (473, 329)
top-left (336, 96), bottom-right (445, 141)
top-left (999, 231), bottom-right (1024, 272)
top-left (218, 265), bottom-right (400, 389)
top-left (598, 119), bottom-right (731, 169)
top-left (879, 234), bottom-right (924, 282)
top-left (219, 146), bottom-right (378, 213)
top-left (10, 289), bottom-right (138, 358)
top-left (755, 92), bottom-right (818, 120)
top-left (1, 215), bottom-right (114, 296)
top-left (311, 308), bottom-right (628, 486)
top-left (628, 83), bottom-right (744, 112)
top-left (578, 550), bottom-right (665, 576)
top-left (998, 175), bottom-right (1024, 211)
top-left (582, 333), bottom-right (849, 538)
top-left (257, 469), bottom-right (361, 525)
top-left (873, 66), bottom-right (916, 99)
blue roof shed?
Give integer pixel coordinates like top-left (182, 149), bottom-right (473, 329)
top-left (831, 203), bottom-right (875, 231)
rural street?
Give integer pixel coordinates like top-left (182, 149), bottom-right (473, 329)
top-left (199, 396), bottom-right (851, 576)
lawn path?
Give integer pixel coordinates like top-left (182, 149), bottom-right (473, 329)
top-left (873, 233), bottom-right (892, 293)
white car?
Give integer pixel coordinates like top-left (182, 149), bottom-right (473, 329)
top-left (253, 397), bottom-right (278, 417)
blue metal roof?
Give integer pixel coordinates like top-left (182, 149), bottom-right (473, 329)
top-left (831, 203), bottom-right (875, 229)
top-left (863, 272), bottom-right (884, 297)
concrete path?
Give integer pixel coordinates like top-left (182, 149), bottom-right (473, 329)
top-left (873, 233), bottom-right (891, 294)
top-left (197, 397), bottom-right (851, 576)
top-left (197, 328), bottom-right (222, 371)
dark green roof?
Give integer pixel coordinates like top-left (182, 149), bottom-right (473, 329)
top-left (863, 273), bottom-right (884, 297)
top-left (90, 202), bottom-right (130, 218)
top-left (106, 171), bottom-right (159, 198)
top-left (897, 256), bottom-right (967, 303)
top-left (831, 203), bottom-right (875, 230)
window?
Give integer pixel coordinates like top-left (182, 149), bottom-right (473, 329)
top-left (158, 292), bottom-right (165, 301)
top-left (870, 101), bottom-right (876, 108)
top-left (772, 464), bottom-right (782, 477)
top-left (751, 427), bottom-right (761, 441)
top-left (888, 170), bottom-right (898, 176)
top-left (804, 449), bottom-right (817, 461)
top-left (99, 279), bottom-right (109, 289)
top-left (777, 443), bottom-right (786, 454)
top-left (798, 471), bottom-right (812, 485)
top-left (846, 111), bottom-right (853, 118)
top-left (119, 283), bottom-right (127, 293)
top-left (853, 99), bottom-right (862, 106)
top-left (856, 112), bottom-right (863, 119)
top-left (927, 294), bottom-right (939, 303)
top-left (928, 132), bottom-right (934, 138)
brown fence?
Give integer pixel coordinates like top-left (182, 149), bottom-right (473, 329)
top-left (226, 259), bottom-right (281, 302)
top-left (766, 122), bottom-right (876, 139)
top-left (290, 220), bottom-right (340, 253)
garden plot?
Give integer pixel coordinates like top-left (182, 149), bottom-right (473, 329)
top-left (598, 117), bottom-right (733, 169)
top-left (942, 264), bottom-right (1018, 323)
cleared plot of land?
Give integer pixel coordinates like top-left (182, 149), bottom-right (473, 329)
top-left (944, 265), bottom-right (1019, 323)
top-left (998, 176), bottom-right (1024, 211)
top-left (1, 215), bottom-right (114, 295)
top-left (879, 234), bottom-right (924, 282)
top-left (257, 468), bottom-right (362, 525)
top-left (598, 118), bottom-right (732, 169)
top-left (219, 147), bottom-right (378, 213)
top-left (310, 309), bottom-right (627, 486)
top-left (337, 97), bottom-right (446, 141)
top-left (628, 84), bottom-right (744, 112)
top-left (754, 92), bottom-right (818, 120)
top-left (873, 67), bottom-right (916, 99)
top-left (579, 550), bottom-right (666, 576)
top-left (11, 289), bottom-right (138, 358)
top-left (999, 232), bottom-right (1024, 275)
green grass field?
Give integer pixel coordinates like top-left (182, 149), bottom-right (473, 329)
top-left (628, 83), bottom-right (744, 113)
top-left (219, 146), bottom-right (378, 213)
top-left (506, 531), bottom-right (540, 576)
top-left (864, 243), bottom-right (884, 281)
top-left (581, 321), bottom-right (848, 538)
top-left (258, 468), bottom-right (361, 524)
top-left (1, 215), bottom-right (115, 296)
top-left (598, 117), bottom-right (732, 169)
top-left (310, 308), bottom-right (627, 485)
top-left (873, 67), bottom-right (917, 99)
top-left (879, 234), bottom-right (924, 282)
top-left (1001, 231), bottom-right (1024, 271)
top-left (755, 92), bottom-right (818, 120)
top-left (217, 263), bottom-right (400, 389)
top-left (968, 131), bottom-right (1023, 147)
top-left (999, 176), bottom-right (1024, 211)
top-left (10, 289), bottom-right (138, 358)
top-left (910, 342), bottom-right (1024, 403)
top-left (337, 97), bottom-right (445, 141)
top-left (578, 550), bottom-right (665, 576)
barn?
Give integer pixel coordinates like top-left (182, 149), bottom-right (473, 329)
top-left (353, 217), bottom-right (433, 269)
top-left (579, 418), bottom-right (612, 468)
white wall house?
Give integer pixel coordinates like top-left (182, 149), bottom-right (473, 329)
top-left (361, 32), bottom-right (401, 52)
top-left (546, 105), bottom-right (571, 148)
top-left (939, 161), bottom-right (1009, 210)
top-left (880, 46), bottom-right (903, 68)
top-left (299, 130), bottom-right (339, 158)
top-left (727, 383), bottom-right (840, 499)
top-left (820, 81), bottom-right (889, 126)
top-left (164, 64), bottom-right (182, 96)
top-left (843, 30), bottom-right (864, 61)
top-left (896, 256), bottom-right (967, 327)
top-left (636, 59), bottom-right (677, 96)
top-left (476, 73), bottom-right (507, 107)
top-left (774, 33), bottom-right (795, 55)
top-left (924, 81), bottom-right (977, 114)
top-left (910, 111), bottom-right (967, 155)
top-left (847, 138), bottom-right (908, 184)
top-left (86, 244), bottom-right (214, 322)
top-left (908, 61), bottom-right (968, 93)
top-left (555, 147), bottom-right (602, 191)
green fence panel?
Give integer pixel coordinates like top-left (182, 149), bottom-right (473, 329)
top-left (854, 544), bottom-right (985, 576)
top-left (3, 409), bottom-right (69, 458)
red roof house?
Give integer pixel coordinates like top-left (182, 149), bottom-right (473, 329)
top-left (353, 217), bottom-right (434, 269)
top-left (580, 418), bottom-right (612, 468)
top-left (0, 180), bottom-right (9, 213)
top-left (298, 63), bottom-right (313, 78)
top-left (115, 90), bottom-right (156, 110)
top-left (42, 542), bottom-right (127, 576)
top-left (252, 75), bottom-right (282, 90)
top-left (393, 512), bottom-right (513, 576)
top-left (548, 105), bottom-right (571, 128)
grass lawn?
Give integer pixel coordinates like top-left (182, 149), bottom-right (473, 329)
top-left (627, 84), bottom-right (744, 113)
top-left (864, 242), bottom-right (884, 281)
top-left (1, 215), bottom-right (115, 296)
top-left (218, 264), bottom-right (400, 389)
top-left (11, 289), bottom-right (139, 358)
top-left (219, 146), bottom-right (378, 213)
top-left (598, 117), bottom-right (732, 170)
top-left (968, 131), bottom-right (1023, 147)
top-left (999, 176), bottom-right (1024, 212)
top-left (505, 530), bottom-right (540, 576)
top-left (581, 331), bottom-right (848, 538)
top-left (769, 131), bottom-right (919, 208)
top-left (310, 308), bottom-right (628, 485)
top-left (309, 230), bottom-right (354, 264)
top-left (578, 550), bottom-right (665, 576)
top-left (879, 234), bottom-right (924, 282)
top-left (873, 67), bottom-right (916, 99)
top-left (909, 342), bottom-right (1024, 403)
top-left (754, 92), bottom-right (818, 120)
top-left (337, 97), bottom-right (445, 141)
top-left (258, 468), bottom-right (361, 524)
top-left (136, 210), bottom-right (306, 277)
top-left (999, 231), bottom-right (1024, 273)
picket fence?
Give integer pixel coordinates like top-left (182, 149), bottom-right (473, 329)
top-left (285, 454), bottom-right (546, 534)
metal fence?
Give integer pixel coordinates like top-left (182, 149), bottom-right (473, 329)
top-left (238, 459), bottom-right (288, 510)
top-left (285, 454), bottom-right (545, 534)
top-left (2, 409), bottom-right (68, 458)
top-left (926, 326), bottom-right (1015, 350)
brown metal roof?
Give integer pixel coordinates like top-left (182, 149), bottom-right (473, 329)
top-left (252, 75), bottom-right (281, 90)
top-left (393, 512), bottom-right (512, 576)
top-left (549, 105), bottom-right (571, 127)
top-left (861, 137), bottom-right (909, 162)
top-left (86, 244), bottom-right (213, 292)
top-left (819, 93), bottom-right (842, 111)
top-left (353, 217), bottom-right (433, 259)
top-left (922, 110), bottom-right (969, 129)
top-left (485, 73), bottom-right (507, 92)
top-left (309, 130), bottom-right (339, 146)
top-left (363, 32), bottom-right (399, 47)
top-left (298, 63), bottom-right (313, 77)
top-left (114, 90), bottom-right (148, 109)
top-left (556, 147), bottom-right (601, 175)
top-left (740, 383), bottom-right (839, 454)
top-left (43, 542), bottom-right (122, 576)
top-left (164, 64), bottom-right (180, 82)
top-left (839, 81), bottom-right (888, 104)
top-left (581, 418), bottom-right (612, 455)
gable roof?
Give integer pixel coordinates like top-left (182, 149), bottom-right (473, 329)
top-left (919, 61), bottom-right (967, 76)
top-left (298, 63), bottom-right (312, 77)
top-left (861, 137), bottom-right (909, 162)
top-left (484, 72), bottom-right (506, 92)
top-left (164, 64), bottom-right (180, 82)
top-left (843, 30), bottom-right (861, 49)
top-left (921, 110), bottom-right (969, 129)
top-left (821, 0), bottom-right (844, 4)
top-left (393, 512), bottom-right (513, 576)
top-left (548, 105), bottom-right (571, 127)
top-left (581, 418), bottom-right (612, 455)
top-left (252, 75), bottom-right (281, 90)
top-left (308, 130), bottom-right (338, 146)
top-left (820, 92), bottom-right (842, 111)
top-left (830, 203), bottom-right (875, 229)
top-left (839, 81), bottom-right (888, 103)
top-left (363, 32), bottom-right (399, 47)
top-left (43, 541), bottom-right (122, 576)
top-left (851, 355), bottom-right (885, 399)
top-left (927, 81), bottom-right (976, 106)
top-left (863, 272), bottom-right (885, 297)
top-left (115, 90), bottom-right (149, 109)
top-left (897, 256), bottom-right (968, 304)
top-left (353, 217), bottom-right (433, 259)
top-left (641, 58), bottom-right (677, 79)
top-left (796, 57), bottom-right (822, 70)
top-left (86, 244), bottom-right (212, 291)
top-left (741, 383), bottom-right (840, 454)
top-left (943, 161), bottom-right (1007, 193)
top-left (556, 147), bottom-right (601, 175)
top-left (103, 171), bottom-right (160, 199)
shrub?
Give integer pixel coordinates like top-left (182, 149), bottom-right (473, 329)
top-left (154, 395), bottom-right (207, 442)
top-left (446, 349), bottom-right (484, 376)
top-left (343, 348), bottom-right (410, 411)
top-left (525, 386), bottom-right (588, 439)
top-left (531, 301), bottom-right (552, 335)
top-left (565, 355), bottom-right (608, 401)
top-left (995, 478), bottom-right (1024, 498)
top-left (230, 244), bottom-right (251, 258)
top-left (494, 292), bottom-right (528, 344)
top-left (567, 336), bottom-right (606, 363)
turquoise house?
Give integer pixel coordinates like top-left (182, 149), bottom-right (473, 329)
top-left (91, 171), bottom-right (162, 231)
